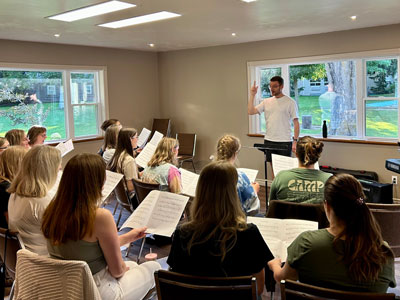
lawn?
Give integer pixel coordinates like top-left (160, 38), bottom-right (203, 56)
top-left (260, 96), bottom-right (398, 138)
top-left (0, 102), bottom-right (98, 140)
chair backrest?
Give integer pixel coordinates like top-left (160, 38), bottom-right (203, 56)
top-left (266, 200), bottom-right (329, 229)
top-left (369, 209), bottom-right (400, 257)
top-left (151, 119), bottom-right (171, 138)
top-left (367, 203), bottom-right (400, 211)
top-left (154, 270), bottom-right (257, 300)
top-left (175, 133), bottom-right (196, 156)
top-left (132, 178), bottom-right (160, 204)
top-left (280, 279), bottom-right (395, 300)
top-left (14, 249), bottom-right (101, 300)
top-left (115, 179), bottom-right (134, 211)
top-left (0, 228), bottom-right (24, 280)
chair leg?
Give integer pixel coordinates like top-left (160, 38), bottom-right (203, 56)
top-left (112, 201), bottom-right (119, 215)
top-left (125, 243), bottom-right (132, 257)
top-left (136, 237), bottom-right (146, 263)
top-left (116, 206), bottom-right (123, 228)
top-left (191, 160), bottom-right (196, 173)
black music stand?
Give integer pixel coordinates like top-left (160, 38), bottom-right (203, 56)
top-left (254, 143), bottom-right (290, 212)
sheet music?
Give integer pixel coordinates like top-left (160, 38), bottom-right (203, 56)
top-left (101, 171), bottom-right (124, 203)
top-left (149, 131), bottom-right (163, 146)
top-left (272, 154), bottom-right (320, 176)
top-left (55, 139), bottom-right (74, 157)
top-left (180, 168), bottom-right (199, 197)
top-left (237, 168), bottom-right (258, 183)
top-left (120, 190), bottom-right (189, 237)
top-left (137, 128), bottom-right (151, 148)
top-left (247, 217), bottom-right (318, 261)
top-left (136, 143), bottom-right (157, 168)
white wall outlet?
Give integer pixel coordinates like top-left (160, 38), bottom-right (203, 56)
top-left (392, 176), bottom-right (398, 185)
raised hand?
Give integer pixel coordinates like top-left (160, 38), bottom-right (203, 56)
top-left (250, 80), bottom-right (259, 96)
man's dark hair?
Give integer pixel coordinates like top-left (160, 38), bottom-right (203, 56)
top-left (270, 76), bottom-right (284, 86)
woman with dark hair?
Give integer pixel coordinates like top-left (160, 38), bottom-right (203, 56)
top-left (107, 128), bottom-right (139, 199)
top-left (27, 125), bottom-right (47, 146)
top-left (269, 136), bottom-right (331, 203)
top-left (268, 173), bottom-right (396, 292)
top-left (168, 161), bottom-right (273, 296)
top-left (42, 153), bottom-right (160, 300)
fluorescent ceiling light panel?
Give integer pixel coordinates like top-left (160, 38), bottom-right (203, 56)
top-left (48, 1), bottom-right (135, 22)
top-left (241, 0), bottom-right (257, 2)
top-left (98, 11), bottom-right (181, 28)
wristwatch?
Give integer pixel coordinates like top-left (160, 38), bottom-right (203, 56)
top-left (292, 137), bottom-right (298, 142)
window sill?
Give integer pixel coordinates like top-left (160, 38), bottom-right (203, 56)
top-left (47, 136), bottom-right (103, 147)
top-left (247, 134), bottom-right (398, 146)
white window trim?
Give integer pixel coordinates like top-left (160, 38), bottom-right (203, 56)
top-left (247, 48), bottom-right (400, 141)
top-left (0, 62), bottom-right (109, 141)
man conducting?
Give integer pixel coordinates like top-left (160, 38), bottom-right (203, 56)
top-left (248, 76), bottom-right (299, 175)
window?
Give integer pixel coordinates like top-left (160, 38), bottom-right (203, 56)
top-left (248, 51), bottom-right (399, 140)
top-left (0, 64), bottom-right (107, 142)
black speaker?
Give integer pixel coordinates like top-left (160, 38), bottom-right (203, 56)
top-left (358, 180), bottom-right (393, 204)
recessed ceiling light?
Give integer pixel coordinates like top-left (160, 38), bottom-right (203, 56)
top-left (54, 34), bottom-right (60, 38)
top-left (241, 0), bottom-right (257, 2)
top-left (98, 11), bottom-right (181, 28)
top-left (148, 43), bottom-right (155, 47)
top-left (350, 15), bottom-right (357, 20)
top-left (231, 33), bottom-right (237, 36)
top-left (47, 1), bottom-right (135, 22)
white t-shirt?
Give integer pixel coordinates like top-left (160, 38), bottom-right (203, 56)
top-left (255, 95), bottom-right (298, 142)
top-left (8, 193), bottom-right (52, 255)
top-left (103, 148), bottom-right (115, 165)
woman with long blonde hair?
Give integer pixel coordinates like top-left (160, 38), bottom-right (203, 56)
top-left (269, 173), bottom-right (395, 292)
top-left (5, 129), bottom-right (30, 149)
top-left (0, 146), bottom-right (28, 228)
top-left (269, 135), bottom-right (331, 203)
top-left (168, 161), bottom-right (273, 295)
top-left (8, 145), bottom-right (61, 255)
top-left (0, 137), bottom-right (9, 154)
top-left (216, 134), bottom-right (260, 215)
top-left (142, 137), bottom-right (182, 193)
top-left (42, 153), bottom-right (160, 300)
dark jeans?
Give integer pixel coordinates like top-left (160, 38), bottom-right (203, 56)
top-left (264, 140), bottom-right (292, 162)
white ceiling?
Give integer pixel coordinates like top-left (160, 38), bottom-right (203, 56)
top-left (1, 0), bottom-right (400, 52)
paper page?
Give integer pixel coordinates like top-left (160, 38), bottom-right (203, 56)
top-left (120, 191), bottom-right (189, 237)
top-left (237, 168), bottom-right (258, 183)
top-left (247, 217), bottom-right (282, 240)
top-left (47, 170), bottom-right (63, 199)
top-left (146, 192), bottom-right (189, 237)
top-left (55, 139), bottom-right (74, 157)
top-left (101, 171), bottom-right (124, 203)
top-left (179, 168), bottom-right (199, 197)
top-left (137, 128), bottom-right (151, 148)
top-left (136, 143), bottom-right (157, 168)
top-left (120, 190), bottom-right (160, 229)
top-left (271, 154), bottom-right (297, 176)
top-left (149, 131), bottom-right (163, 147)
top-left (282, 219), bottom-right (318, 244)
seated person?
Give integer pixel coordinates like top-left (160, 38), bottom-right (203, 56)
top-left (42, 153), bottom-right (160, 300)
top-left (0, 137), bottom-right (9, 154)
top-left (5, 129), bottom-right (30, 149)
top-left (8, 145), bottom-right (61, 255)
top-left (107, 128), bottom-right (139, 203)
top-left (142, 137), bottom-right (182, 193)
top-left (168, 161), bottom-right (273, 296)
top-left (102, 124), bottom-right (121, 164)
top-left (269, 136), bottom-right (331, 203)
top-left (216, 134), bottom-right (260, 215)
top-left (27, 125), bottom-right (47, 146)
top-left (98, 119), bottom-right (121, 156)
top-left (0, 146), bottom-right (28, 228)
top-left (268, 173), bottom-right (396, 293)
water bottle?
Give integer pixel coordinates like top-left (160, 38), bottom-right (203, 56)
top-left (322, 120), bottom-right (328, 138)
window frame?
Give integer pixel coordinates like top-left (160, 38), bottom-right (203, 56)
top-left (0, 62), bottom-right (108, 141)
top-left (247, 49), bottom-right (400, 142)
